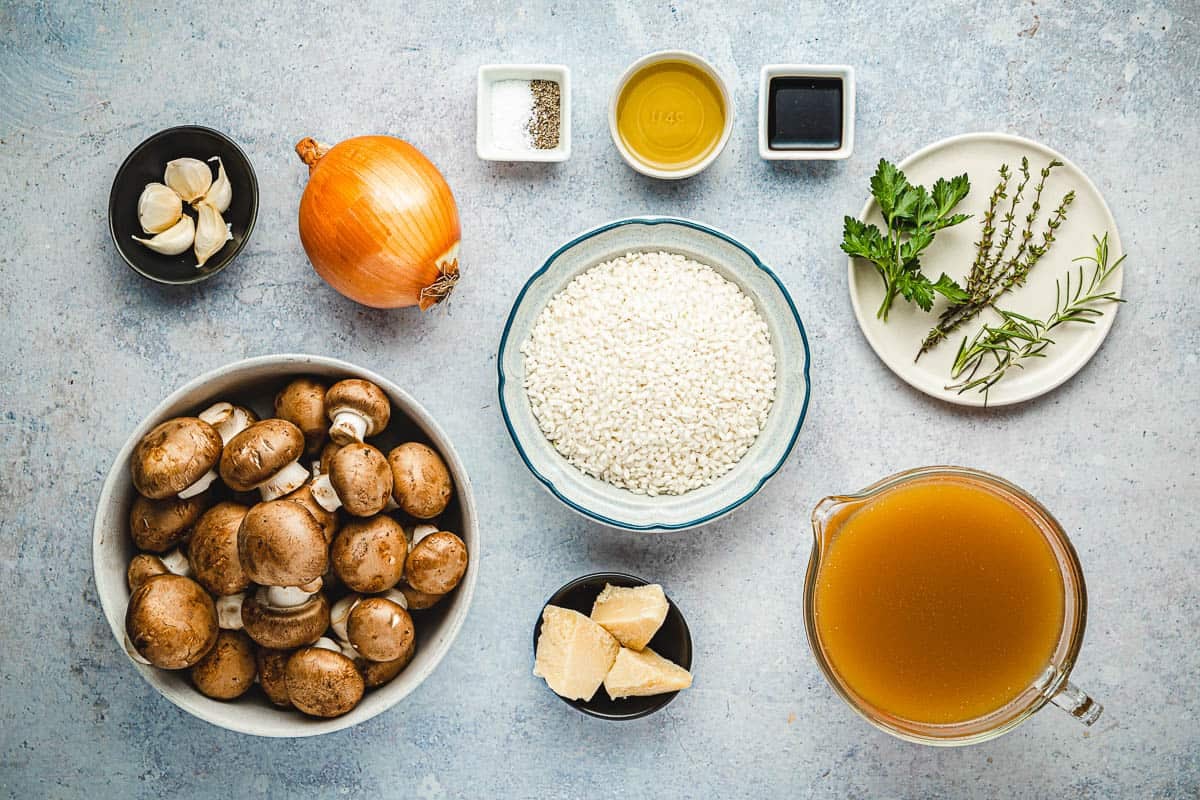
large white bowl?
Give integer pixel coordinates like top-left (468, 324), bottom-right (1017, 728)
top-left (498, 217), bottom-right (811, 531)
top-left (92, 354), bottom-right (479, 737)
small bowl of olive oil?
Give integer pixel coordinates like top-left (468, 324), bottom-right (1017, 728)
top-left (758, 64), bottom-right (855, 161)
top-left (609, 50), bottom-right (733, 180)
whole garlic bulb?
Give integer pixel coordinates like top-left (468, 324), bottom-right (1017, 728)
top-left (164, 157), bottom-right (212, 203)
top-left (137, 183), bottom-right (182, 234)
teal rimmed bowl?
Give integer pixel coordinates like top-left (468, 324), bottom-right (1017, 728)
top-left (497, 217), bottom-right (811, 531)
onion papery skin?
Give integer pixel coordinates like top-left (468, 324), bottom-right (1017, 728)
top-left (296, 136), bottom-right (461, 310)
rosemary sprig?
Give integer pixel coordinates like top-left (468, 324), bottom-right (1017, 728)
top-left (917, 158), bottom-right (1070, 359)
top-left (946, 233), bottom-right (1125, 400)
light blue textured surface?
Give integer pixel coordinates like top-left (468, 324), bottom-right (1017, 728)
top-left (1, 2), bottom-right (1197, 798)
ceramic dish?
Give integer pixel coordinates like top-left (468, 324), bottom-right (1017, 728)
top-left (108, 125), bottom-right (258, 285)
top-left (757, 64), bottom-right (855, 161)
top-left (608, 51), bottom-right (733, 180)
top-left (498, 217), bottom-right (811, 531)
top-left (533, 573), bottom-right (692, 720)
top-left (848, 132), bottom-right (1123, 407)
top-left (476, 64), bottom-right (571, 162)
top-left (92, 354), bottom-right (479, 737)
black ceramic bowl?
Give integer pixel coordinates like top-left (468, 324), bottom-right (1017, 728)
top-left (109, 126), bottom-right (258, 285)
top-left (533, 572), bottom-right (692, 720)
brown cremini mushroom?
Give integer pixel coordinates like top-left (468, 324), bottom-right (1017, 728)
top-left (241, 588), bottom-right (330, 649)
top-left (125, 574), bottom-right (219, 669)
top-left (398, 581), bottom-right (445, 610)
top-left (127, 553), bottom-right (169, 591)
top-left (255, 647), bottom-right (294, 707)
top-left (190, 630), bottom-right (257, 700)
top-left (128, 493), bottom-right (207, 553)
top-left (197, 402), bottom-right (258, 445)
top-left (131, 417), bottom-right (223, 500)
top-left (404, 531), bottom-right (468, 596)
top-left (357, 648), bottom-right (415, 688)
top-left (310, 443), bottom-right (392, 517)
top-left (283, 481), bottom-right (339, 544)
top-left (285, 644), bottom-right (365, 718)
top-left (219, 419), bottom-right (309, 500)
top-left (325, 379), bottom-right (390, 445)
top-left (275, 378), bottom-right (329, 456)
top-left (331, 515), bottom-right (408, 593)
top-left (345, 596), bottom-right (415, 663)
top-left (237, 500), bottom-right (328, 587)
top-left (188, 502), bottom-right (251, 596)
top-left (387, 442), bottom-right (453, 519)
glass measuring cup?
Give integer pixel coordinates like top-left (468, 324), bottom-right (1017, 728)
top-left (804, 466), bottom-right (1103, 745)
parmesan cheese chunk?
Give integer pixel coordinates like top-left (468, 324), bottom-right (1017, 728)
top-left (603, 646), bottom-right (693, 699)
top-left (533, 605), bottom-right (619, 701)
top-left (589, 583), bottom-right (669, 650)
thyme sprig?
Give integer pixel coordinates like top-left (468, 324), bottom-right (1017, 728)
top-left (946, 233), bottom-right (1125, 400)
top-left (918, 158), bottom-right (1073, 359)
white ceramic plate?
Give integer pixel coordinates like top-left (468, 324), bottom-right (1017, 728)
top-left (848, 133), bottom-right (1123, 406)
top-left (93, 354), bottom-right (478, 737)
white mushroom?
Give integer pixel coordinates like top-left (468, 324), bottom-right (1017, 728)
top-left (197, 402), bottom-right (258, 445)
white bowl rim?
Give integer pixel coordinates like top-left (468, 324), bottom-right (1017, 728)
top-left (607, 50), bottom-right (734, 180)
top-left (496, 216), bottom-right (812, 531)
top-left (92, 353), bottom-right (479, 737)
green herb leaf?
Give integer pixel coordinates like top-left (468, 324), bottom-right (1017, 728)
top-left (896, 270), bottom-right (936, 312)
top-left (932, 273), bottom-right (969, 303)
top-left (931, 174), bottom-right (971, 220)
top-left (869, 159), bottom-right (908, 219)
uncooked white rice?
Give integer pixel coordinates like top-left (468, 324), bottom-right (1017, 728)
top-left (521, 251), bottom-right (776, 496)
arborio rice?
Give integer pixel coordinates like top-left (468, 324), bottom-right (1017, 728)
top-left (521, 251), bottom-right (776, 496)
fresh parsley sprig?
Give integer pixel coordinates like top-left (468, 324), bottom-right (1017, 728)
top-left (842, 159), bottom-right (972, 321)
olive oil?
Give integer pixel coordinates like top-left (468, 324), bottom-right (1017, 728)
top-left (813, 476), bottom-right (1065, 724)
top-left (767, 76), bottom-right (843, 150)
top-left (616, 60), bottom-right (726, 172)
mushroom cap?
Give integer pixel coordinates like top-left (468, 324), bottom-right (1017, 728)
top-left (283, 482), bottom-right (339, 544)
top-left (387, 442), bottom-right (453, 519)
top-left (275, 377), bottom-right (329, 455)
top-left (131, 417), bottom-right (222, 499)
top-left (255, 647), bottom-right (294, 707)
top-left (405, 531), bottom-right (469, 596)
top-left (357, 642), bottom-right (416, 688)
top-left (331, 515), bottom-right (408, 594)
top-left (127, 553), bottom-right (169, 591)
top-left (398, 581), bottom-right (445, 611)
top-left (346, 597), bottom-right (415, 663)
top-left (125, 574), bottom-right (219, 669)
top-left (325, 379), bottom-right (391, 440)
top-left (237, 500), bottom-right (328, 587)
top-left (285, 647), bottom-right (365, 718)
top-left (330, 443), bottom-right (393, 517)
top-left (129, 493), bottom-right (208, 553)
top-left (190, 630), bottom-right (257, 700)
top-left (241, 590), bottom-right (331, 649)
top-left (188, 502), bottom-right (251, 596)
top-left (219, 419), bottom-right (305, 492)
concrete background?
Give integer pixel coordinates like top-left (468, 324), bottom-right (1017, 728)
top-left (1, 1), bottom-right (1197, 797)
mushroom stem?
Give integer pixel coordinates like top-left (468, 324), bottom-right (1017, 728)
top-left (410, 524), bottom-right (439, 546)
top-left (309, 473), bottom-right (343, 512)
top-left (216, 593), bottom-right (245, 630)
top-left (178, 468), bottom-right (218, 499)
top-left (265, 585), bottom-right (318, 608)
top-left (259, 460), bottom-right (310, 501)
top-left (312, 637), bottom-right (342, 654)
top-left (330, 594), bottom-right (360, 642)
top-left (160, 548), bottom-right (193, 578)
top-left (329, 410), bottom-right (369, 445)
top-left (198, 403), bottom-right (255, 445)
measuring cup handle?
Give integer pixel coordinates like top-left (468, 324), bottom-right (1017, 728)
top-left (1048, 679), bottom-right (1103, 726)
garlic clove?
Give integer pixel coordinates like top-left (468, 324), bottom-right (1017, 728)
top-left (137, 182), bottom-right (183, 234)
top-left (132, 214), bottom-right (195, 255)
top-left (164, 157), bottom-right (213, 203)
top-left (193, 201), bottom-right (233, 268)
top-left (201, 156), bottom-right (233, 213)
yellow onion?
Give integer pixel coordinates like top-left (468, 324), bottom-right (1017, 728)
top-left (295, 136), bottom-right (460, 309)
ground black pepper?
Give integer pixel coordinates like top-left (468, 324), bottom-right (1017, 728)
top-left (528, 80), bottom-right (561, 150)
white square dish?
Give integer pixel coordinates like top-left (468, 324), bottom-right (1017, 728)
top-left (477, 64), bottom-right (571, 162)
top-left (758, 64), bottom-right (855, 161)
